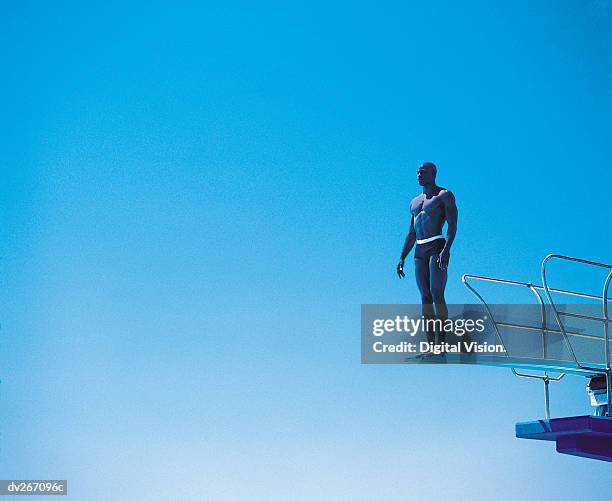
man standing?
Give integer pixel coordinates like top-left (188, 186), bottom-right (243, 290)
top-left (396, 162), bottom-right (458, 342)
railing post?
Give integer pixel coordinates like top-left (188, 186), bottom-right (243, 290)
top-left (603, 270), bottom-right (611, 416)
top-left (606, 372), bottom-right (612, 417)
top-left (544, 379), bottom-right (550, 419)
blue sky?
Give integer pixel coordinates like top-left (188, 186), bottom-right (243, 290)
top-left (2, 1), bottom-right (611, 499)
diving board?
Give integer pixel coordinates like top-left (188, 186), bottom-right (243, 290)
top-left (462, 254), bottom-right (612, 462)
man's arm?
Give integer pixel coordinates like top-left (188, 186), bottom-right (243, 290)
top-left (397, 215), bottom-right (416, 278)
top-left (438, 191), bottom-right (458, 269)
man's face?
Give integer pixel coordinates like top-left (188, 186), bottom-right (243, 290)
top-left (417, 164), bottom-right (435, 186)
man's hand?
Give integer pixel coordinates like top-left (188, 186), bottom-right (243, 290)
top-left (437, 249), bottom-right (450, 270)
top-left (396, 259), bottom-right (406, 279)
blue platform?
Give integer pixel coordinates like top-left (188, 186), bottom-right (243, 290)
top-left (516, 416), bottom-right (612, 462)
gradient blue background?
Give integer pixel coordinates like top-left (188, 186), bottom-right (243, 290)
top-left (2, 1), bottom-right (611, 499)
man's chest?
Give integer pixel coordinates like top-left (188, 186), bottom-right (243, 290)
top-left (410, 194), bottom-right (445, 217)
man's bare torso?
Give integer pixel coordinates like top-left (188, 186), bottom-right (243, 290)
top-left (410, 188), bottom-right (449, 240)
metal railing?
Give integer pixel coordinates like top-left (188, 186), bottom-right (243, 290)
top-left (462, 254), bottom-right (612, 418)
top-left (462, 274), bottom-right (565, 418)
top-left (541, 254), bottom-right (612, 417)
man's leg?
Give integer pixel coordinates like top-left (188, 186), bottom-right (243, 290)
top-left (415, 257), bottom-right (435, 343)
top-left (429, 255), bottom-right (448, 342)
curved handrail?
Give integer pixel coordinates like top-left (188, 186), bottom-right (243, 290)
top-left (541, 254), bottom-right (612, 416)
top-left (604, 269), bottom-right (612, 355)
top-left (462, 274), bottom-right (565, 382)
top-left (462, 275), bottom-right (612, 302)
top-left (541, 255), bottom-right (612, 367)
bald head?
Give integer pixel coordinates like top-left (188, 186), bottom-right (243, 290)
top-left (417, 162), bottom-right (437, 186)
top-left (421, 162), bottom-right (437, 175)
